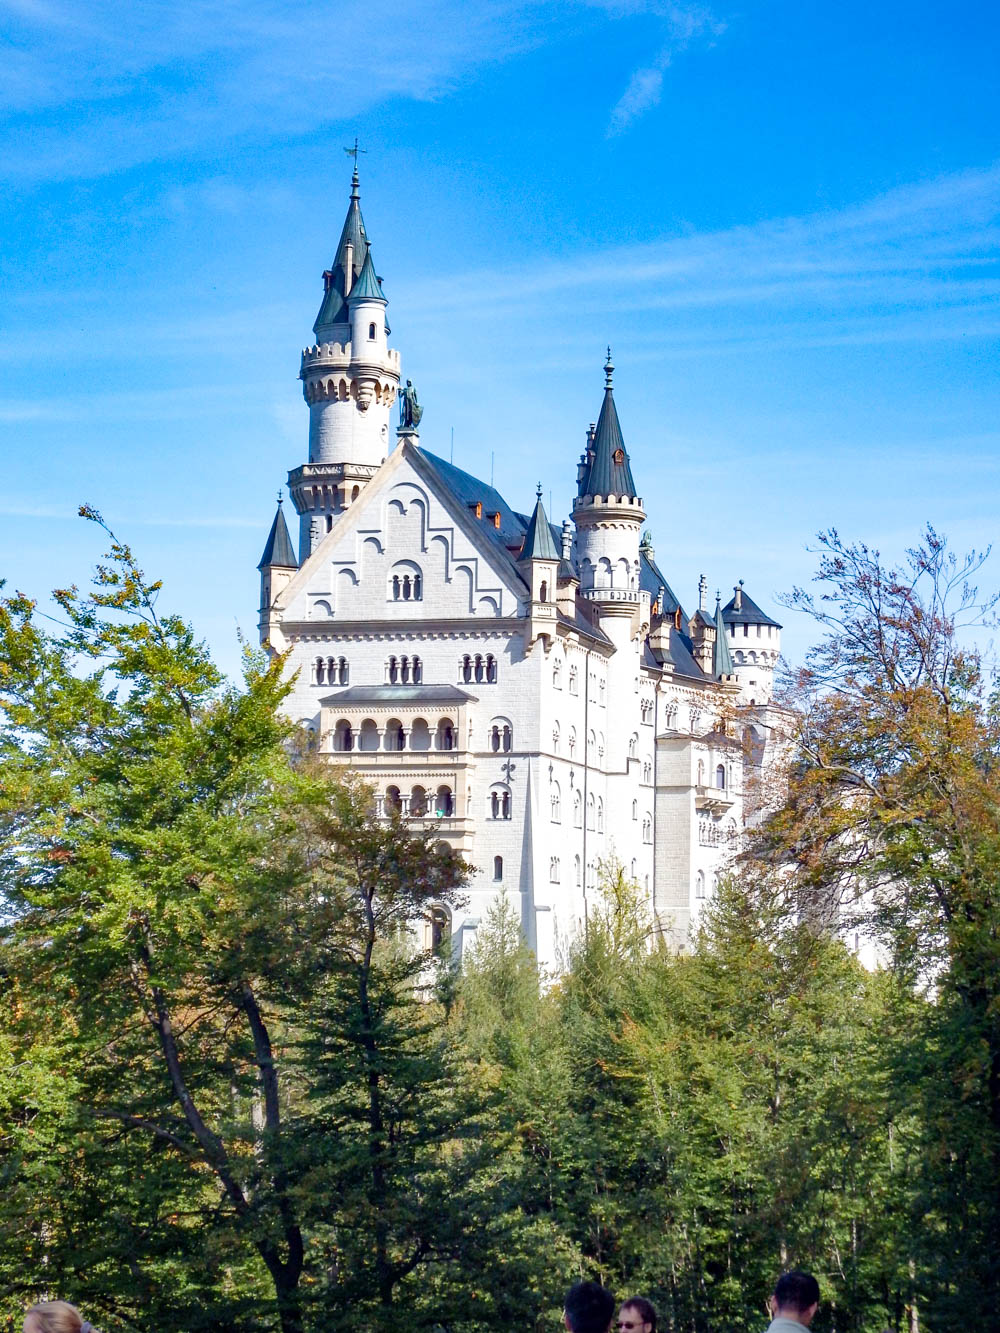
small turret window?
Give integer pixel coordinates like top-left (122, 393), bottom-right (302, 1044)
top-left (368, 322), bottom-right (376, 340)
top-left (613, 448), bottom-right (625, 465)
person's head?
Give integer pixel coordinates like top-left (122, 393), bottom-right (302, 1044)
top-left (771, 1272), bottom-right (820, 1327)
top-left (564, 1281), bottom-right (616, 1333)
top-left (23, 1303), bottom-right (93, 1333)
top-left (618, 1297), bottom-right (656, 1333)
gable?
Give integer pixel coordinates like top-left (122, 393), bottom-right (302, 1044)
top-left (274, 444), bottom-right (528, 626)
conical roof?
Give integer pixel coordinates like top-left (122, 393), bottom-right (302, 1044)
top-left (713, 594), bottom-right (734, 678)
top-left (577, 351), bottom-right (638, 499)
top-left (722, 583), bottom-right (782, 629)
top-left (257, 499), bottom-right (298, 570)
top-left (347, 247), bottom-right (386, 303)
top-left (313, 168), bottom-right (372, 335)
top-left (519, 488), bottom-right (560, 562)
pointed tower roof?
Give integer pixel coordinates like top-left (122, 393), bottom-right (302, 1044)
top-left (257, 496), bottom-right (298, 570)
top-left (577, 350), bottom-right (638, 499)
top-left (722, 581), bottom-right (782, 629)
top-left (313, 166), bottom-right (373, 335)
top-left (519, 486), bottom-right (561, 562)
top-left (713, 593), bottom-right (734, 678)
top-left (347, 247), bottom-right (386, 304)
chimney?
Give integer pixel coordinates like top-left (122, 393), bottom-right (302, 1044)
top-left (698, 574), bottom-right (708, 612)
top-left (734, 580), bottom-right (743, 612)
top-left (561, 519), bottom-right (573, 563)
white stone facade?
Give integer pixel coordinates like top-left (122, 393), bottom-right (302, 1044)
top-left (257, 177), bottom-right (786, 972)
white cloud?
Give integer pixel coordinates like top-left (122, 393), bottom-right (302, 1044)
top-left (605, 2), bottom-right (724, 135)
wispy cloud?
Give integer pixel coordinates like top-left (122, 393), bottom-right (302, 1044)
top-left (604, 3), bottom-right (725, 135)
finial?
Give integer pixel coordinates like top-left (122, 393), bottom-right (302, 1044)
top-left (715, 589), bottom-right (721, 607)
top-left (277, 489), bottom-right (283, 506)
top-left (536, 482), bottom-right (543, 502)
top-left (604, 346), bottom-right (614, 388)
top-left (344, 137), bottom-right (366, 196)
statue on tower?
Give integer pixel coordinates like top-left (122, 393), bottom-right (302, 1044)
top-left (399, 379), bottom-right (423, 431)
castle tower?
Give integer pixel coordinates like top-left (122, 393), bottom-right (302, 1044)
top-left (572, 351), bottom-right (648, 788)
top-left (289, 166), bottom-right (401, 560)
top-left (572, 350), bottom-right (645, 612)
top-left (721, 581), bottom-right (782, 705)
top-left (518, 485), bottom-right (560, 648)
top-left (257, 493), bottom-right (298, 645)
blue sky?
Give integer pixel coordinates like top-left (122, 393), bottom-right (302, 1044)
top-left (2, 0), bottom-right (999, 677)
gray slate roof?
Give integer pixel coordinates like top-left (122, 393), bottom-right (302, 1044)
top-left (639, 550), bottom-right (686, 621)
top-left (519, 493), bottom-right (561, 562)
top-left (713, 597), bottom-right (735, 678)
top-left (257, 503), bottom-right (298, 570)
top-left (577, 359), bottom-right (638, 500)
top-left (722, 587), bottom-right (782, 629)
top-left (319, 684), bottom-right (475, 706)
top-left (313, 171), bottom-right (372, 335)
top-left (348, 248), bottom-right (386, 304)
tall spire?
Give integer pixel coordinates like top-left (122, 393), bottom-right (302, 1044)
top-left (712, 592), bottom-right (734, 679)
top-left (519, 485), bottom-right (560, 562)
top-left (313, 170), bottom-right (373, 337)
top-left (576, 348), bottom-right (638, 499)
top-left (258, 494), bottom-right (298, 570)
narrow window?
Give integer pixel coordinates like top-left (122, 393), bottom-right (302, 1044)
top-left (430, 906), bottom-right (449, 952)
top-left (402, 575), bottom-right (412, 601)
top-left (388, 656), bottom-right (398, 684)
top-left (491, 725), bottom-right (500, 753)
top-left (502, 790), bottom-right (511, 819)
top-left (401, 657), bottom-right (410, 684)
top-left (475, 654), bottom-right (484, 683)
top-left (502, 725), bottom-right (512, 752)
top-left (392, 575), bottom-right (400, 600)
top-left (368, 321), bottom-right (376, 340)
top-left (413, 573), bottom-right (422, 600)
top-left (539, 580), bottom-right (548, 603)
top-left (716, 764), bottom-right (726, 790)
top-left (462, 654), bottom-right (472, 684)
top-left (486, 654), bottom-right (497, 682)
top-left (315, 657), bottom-right (325, 685)
top-left (494, 855), bottom-right (503, 881)
top-left (412, 656), bottom-right (422, 684)
top-left (491, 791), bottom-right (500, 819)
top-left (339, 657), bottom-right (348, 685)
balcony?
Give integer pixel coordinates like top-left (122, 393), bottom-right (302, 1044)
top-left (695, 783), bottom-right (735, 812)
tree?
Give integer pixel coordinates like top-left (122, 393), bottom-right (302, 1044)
top-left (0, 512), bottom-right (470, 1332)
top-left (758, 526), bottom-right (1000, 1327)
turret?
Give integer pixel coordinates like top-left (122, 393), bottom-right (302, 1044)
top-left (519, 486), bottom-right (560, 648)
top-left (257, 493), bottom-right (298, 647)
top-left (571, 350), bottom-right (645, 620)
top-left (721, 581), bottom-right (782, 705)
top-left (291, 166), bottom-right (401, 560)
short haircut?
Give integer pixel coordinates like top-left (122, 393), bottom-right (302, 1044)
top-left (565, 1281), bottom-right (616, 1333)
top-left (774, 1271), bottom-right (820, 1314)
top-left (621, 1297), bottom-right (657, 1332)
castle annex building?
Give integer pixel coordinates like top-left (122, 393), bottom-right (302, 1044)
top-left (257, 169), bottom-right (783, 969)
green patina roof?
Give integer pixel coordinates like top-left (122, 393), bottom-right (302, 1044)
top-left (519, 490), bottom-right (561, 562)
top-left (257, 501), bottom-right (298, 570)
top-left (313, 169), bottom-right (372, 335)
top-left (347, 247), bottom-right (386, 304)
top-left (713, 595), bottom-right (734, 678)
top-left (577, 352), bottom-right (638, 500)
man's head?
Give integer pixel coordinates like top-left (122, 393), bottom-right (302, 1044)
top-left (564, 1281), bottom-right (616, 1333)
top-left (771, 1271), bottom-right (820, 1327)
top-left (617, 1297), bottom-right (656, 1333)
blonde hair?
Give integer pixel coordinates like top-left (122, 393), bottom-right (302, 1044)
top-left (24, 1302), bottom-right (93, 1333)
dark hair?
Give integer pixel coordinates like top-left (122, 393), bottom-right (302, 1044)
top-left (774, 1271), bottom-right (820, 1314)
top-left (565, 1281), bottom-right (616, 1333)
top-left (621, 1297), bottom-right (657, 1332)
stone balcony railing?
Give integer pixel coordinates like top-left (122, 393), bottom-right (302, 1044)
top-left (580, 587), bottom-right (639, 603)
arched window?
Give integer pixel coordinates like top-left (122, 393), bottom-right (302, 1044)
top-left (552, 721), bottom-right (560, 753)
top-left (549, 856), bottom-right (560, 883)
top-left (575, 854), bottom-right (582, 886)
top-left (338, 656), bottom-right (349, 685)
top-left (587, 792), bottom-right (595, 831)
top-left (695, 871), bottom-right (706, 900)
top-left (596, 798), bottom-right (604, 833)
top-left (387, 656), bottom-right (399, 684)
top-left (475, 654), bottom-right (484, 683)
top-left (412, 655), bottom-right (422, 684)
top-left (491, 725), bottom-right (501, 752)
top-left (632, 799), bottom-right (638, 821)
top-left (435, 786), bottom-right (454, 817)
top-left (461, 654), bottom-right (472, 683)
top-left (629, 734), bottom-right (637, 758)
top-left (402, 575), bottom-right (412, 600)
top-left (491, 790), bottom-right (500, 819)
top-left (643, 760), bottom-right (652, 783)
top-left (642, 814), bottom-right (652, 843)
top-left (429, 905), bottom-right (450, 953)
top-left (599, 679), bottom-right (605, 705)
top-left (410, 786), bottom-right (427, 816)
top-left (553, 659), bottom-right (563, 688)
top-left (502, 724), bottom-right (512, 752)
top-left (569, 664), bottom-right (578, 695)
top-left (437, 720), bottom-right (454, 751)
top-left (550, 782), bottom-right (561, 823)
top-left (414, 573), bottom-right (422, 599)
top-left (391, 575), bottom-right (401, 600)
top-left (486, 654), bottom-right (497, 683)
top-left (314, 657), bottom-right (326, 685)
top-left (368, 321), bottom-right (377, 340)
top-left (494, 855), bottom-right (503, 881)
top-left (568, 727), bottom-right (576, 758)
top-left (502, 790), bottom-right (511, 819)
top-left (539, 580), bottom-right (548, 603)
top-left (385, 785), bottom-right (402, 812)
top-left (334, 720), bottom-right (353, 752)
top-left (716, 764), bottom-right (726, 790)
top-left (389, 562), bottom-right (422, 602)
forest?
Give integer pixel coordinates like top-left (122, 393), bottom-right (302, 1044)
top-left (1, 514), bottom-right (998, 1333)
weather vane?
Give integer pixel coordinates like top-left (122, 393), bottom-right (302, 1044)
top-left (344, 138), bottom-right (367, 164)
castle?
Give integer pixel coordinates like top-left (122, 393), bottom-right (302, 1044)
top-left (257, 168), bottom-right (783, 969)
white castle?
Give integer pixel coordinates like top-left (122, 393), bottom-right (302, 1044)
top-left (257, 168), bottom-right (784, 969)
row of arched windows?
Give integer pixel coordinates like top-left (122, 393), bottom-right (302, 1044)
top-left (460, 654), bottom-right (498, 684)
top-left (312, 656), bottom-right (349, 686)
top-left (333, 716), bottom-right (454, 753)
top-left (490, 789), bottom-right (512, 820)
top-left (551, 660), bottom-right (579, 693)
top-left (386, 655), bottom-right (422, 684)
top-left (490, 723), bottom-right (512, 752)
top-left (384, 784), bottom-right (454, 817)
top-left (389, 571), bottom-right (422, 601)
